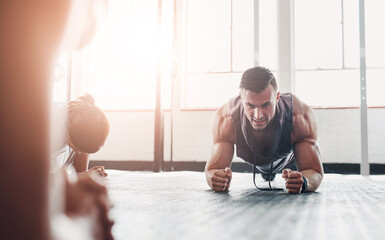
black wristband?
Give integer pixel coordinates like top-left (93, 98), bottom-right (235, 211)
top-left (301, 176), bottom-right (308, 193)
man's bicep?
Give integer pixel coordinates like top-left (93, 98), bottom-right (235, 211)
top-left (294, 141), bottom-right (323, 175)
top-left (208, 103), bottom-right (235, 171)
top-left (206, 142), bottom-right (234, 171)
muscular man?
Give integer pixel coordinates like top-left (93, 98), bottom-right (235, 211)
top-left (205, 66), bottom-right (323, 194)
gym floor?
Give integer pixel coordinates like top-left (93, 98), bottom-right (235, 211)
top-left (107, 170), bottom-right (385, 240)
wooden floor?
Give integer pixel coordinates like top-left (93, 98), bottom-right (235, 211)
top-left (107, 170), bottom-right (385, 240)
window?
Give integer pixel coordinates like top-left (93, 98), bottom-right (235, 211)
top-left (365, 0), bottom-right (385, 106)
top-left (84, 0), bottom-right (174, 110)
top-left (182, 0), bottom-right (278, 109)
top-left (77, 0), bottom-right (383, 110)
top-left (259, 0), bottom-right (277, 70)
top-left (294, 0), bottom-right (385, 107)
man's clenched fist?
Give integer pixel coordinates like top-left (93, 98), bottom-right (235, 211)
top-left (282, 169), bottom-right (305, 194)
top-left (206, 167), bottom-right (232, 192)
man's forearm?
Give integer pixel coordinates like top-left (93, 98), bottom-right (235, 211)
top-left (204, 168), bottom-right (216, 186)
top-left (301, 169), bottom-right (323, 192)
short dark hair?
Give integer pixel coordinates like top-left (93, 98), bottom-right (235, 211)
top-left (239, 66), bottom-right (277, 93)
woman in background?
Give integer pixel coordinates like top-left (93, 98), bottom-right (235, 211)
top-left (0, 1), bottom-right (112, 239)
top-left (56, 93), bottom-right (110, 177)
top-left (49, 93), bottom-right (112, 239)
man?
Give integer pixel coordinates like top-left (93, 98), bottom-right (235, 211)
top-left (205, 66), bottom-right (323, 194)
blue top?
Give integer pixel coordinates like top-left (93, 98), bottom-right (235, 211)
top-left (229, 93), bottom-right (295, 173)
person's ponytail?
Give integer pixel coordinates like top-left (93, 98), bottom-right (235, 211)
top-left (77, 93), bottom-right (95, 106)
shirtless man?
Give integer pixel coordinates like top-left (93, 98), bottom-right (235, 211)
top-left (205, 66), bottom-right (323, 194)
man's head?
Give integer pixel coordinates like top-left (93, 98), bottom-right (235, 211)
top-left (239, 67), bottom-right (280, 131)
top-left (67, 93), bottom-right (110, 153)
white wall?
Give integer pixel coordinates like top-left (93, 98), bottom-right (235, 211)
top-left (92, 108), bottom-right (385, 164)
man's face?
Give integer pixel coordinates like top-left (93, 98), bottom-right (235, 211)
top-left (240, 85), bottom-right (280, 131)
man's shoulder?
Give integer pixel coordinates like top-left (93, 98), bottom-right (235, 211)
top-left (214, 102), bottom-right (233, 132)
top-left (215, 101), bottom-right (231, 118)
top-left (291, 94), bottom-right (318, 142)
top-left (291, 94), bottom-right (314, 117)
top-left (213, 102), bottom-right (236, 144)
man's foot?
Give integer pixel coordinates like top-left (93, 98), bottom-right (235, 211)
top-left (261, 173), bottom-right (276, 181)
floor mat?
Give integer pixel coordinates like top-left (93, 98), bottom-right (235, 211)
top-left (106, 170), bottom-right (385, 240)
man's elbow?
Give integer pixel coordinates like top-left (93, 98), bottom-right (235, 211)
top-left (310, 171), bottom-right (323, 192)
top-left (302, 169), bottom-right (323, 192)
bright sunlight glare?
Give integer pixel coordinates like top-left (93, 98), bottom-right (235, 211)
top-left (86, 0), bottom-right (174, 110)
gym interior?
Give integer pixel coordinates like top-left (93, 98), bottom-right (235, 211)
top-left (1, 0), bottom-right (384, 240)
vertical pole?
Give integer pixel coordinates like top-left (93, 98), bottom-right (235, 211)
top-left (154, 0), bottom-right (164, 172)
top-left (341, 0), bottom-right (345, 68)
top-left (277, 0), bottom-right (295, 93)
top-left (359, 0), bottom-right (369, 176)
top-left (253, 0), bottom-right (259, 67)
top-left (169, 0), bottom-right (179, 171)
